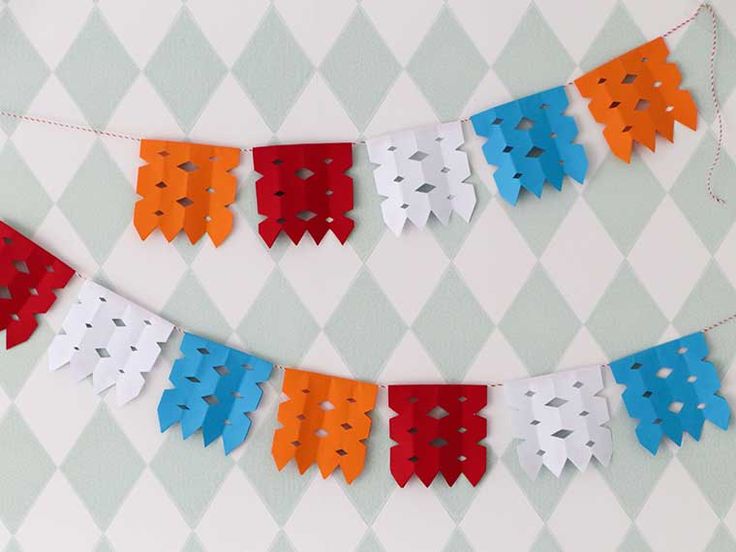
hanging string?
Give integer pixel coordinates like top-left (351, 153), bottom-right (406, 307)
top-left (0, 109), bottom-right (141, 142)
top-left (269, 362), bottom-right (505, 389)
top-left (703, 311), bottom-right (736, 333)
top-left (0, 5), bottom-right (723, 174)
top-left (663, 2), bottom-right (726, 205)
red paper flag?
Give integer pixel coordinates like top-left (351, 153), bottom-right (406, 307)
top-left (388, 384), bottom-right (487, 487)
top-left (0, 222), bottom-right (74, 348)
top-left (253, 143), bottom-right (354, 247)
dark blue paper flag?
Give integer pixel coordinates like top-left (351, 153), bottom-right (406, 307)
top-left (610, 332), bottom-right (730, 455)
top-left (158, 332), bottom-right (273, 454)
top-left (470, 86), bottom-right (588, 205)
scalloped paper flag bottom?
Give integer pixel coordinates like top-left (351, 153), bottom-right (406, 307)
top-left (367, 122), bottom-right (476, 235)
top-left (272, 368), bottom-right (378, 483)
top-left (610, 332), bottom-right (730, 454)
top-left (470, 86), bottom-right (587, 205)
top-left (575, 37), bottom-right (697, 163)
top-left (0, 221), bottom-right (74, 349)
top-left (134, 139), bottom-right (241, 246)
top-left (49, 280), bottom-right (174, 405)
top-left (505, 365), bottom-right (611, 479)
top-left (253, 143), bottom-right (355, 247)
top-left (158, 332), bottom-right (273, 454)
top-left (388, 384), bottom-right (487, 487)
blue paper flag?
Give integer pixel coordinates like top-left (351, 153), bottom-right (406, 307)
top-left (470, 86), bottom-right (588, 205)
top-left (158, 332), bottom-right (273, 454)
top-left (610, 332), bottom-right (730, 455)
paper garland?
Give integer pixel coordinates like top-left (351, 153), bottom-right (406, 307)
top-left (366, 122), bottom-right (476, 235)
top-left (272, 368), bottom-right (378, 483)
top-left (122, 35), bottom-right (702, 248)
top-left (470, 86), bottom-right (588, 205)
top-left (504, 366), bottom-right (612, 479)
top-left (253, 143), bottom-right (355, 247)
top-left (0, 17), bottom-right (725, 488)
top-left (49, 280), bottom-right (174, 405)
top-left (134, 140), bottom-right (241, 246)
top-left (0, 222), bottom-right (74, 349)
top-left (610, 332), bottom-right (730, 455)
top-left (158, 332), bottom-right (272, 454)
top-left (388, 384), bottom-right (487, 487)
top-left (575, 37), bottom-right (697, 163)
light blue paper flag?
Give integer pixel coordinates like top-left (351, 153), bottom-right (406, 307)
top-left (158, 332), bottom-right (273, 454)
top-left (610, 332), bottom-right (730, 455)
top-left (470, 86), bottom-right (588, 205)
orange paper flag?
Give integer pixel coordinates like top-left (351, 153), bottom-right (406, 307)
top-left (575, 37), bottom-right (697, 163)
top-left (272, 368), bottom-right (378, 484)
top-left (134, 140), bottom-right (240, 246)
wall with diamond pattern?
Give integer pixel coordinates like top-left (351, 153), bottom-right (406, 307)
top-left (1, 1), bottom-right (736, 551)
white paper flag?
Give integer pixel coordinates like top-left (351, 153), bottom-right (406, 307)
top-left (367, 122), bottom-right (476, 235)
top-left (504, 365), bottom-right (612, 479)
top-left (49, 280), bottom-right (174, 405)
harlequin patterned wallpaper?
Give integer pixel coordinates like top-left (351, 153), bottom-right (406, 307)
top-left (1, 1), bottom-right (736, 551)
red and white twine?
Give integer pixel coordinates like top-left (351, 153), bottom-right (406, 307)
top-left (663, 3), bottom-right (726, 205)
top-left (0, 2), bottom-right (728, 202)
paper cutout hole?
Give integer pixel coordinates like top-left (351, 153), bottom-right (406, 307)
top-left (622, 73), bottom-right (638, 84)
top-left (13, 260), bottom-right (29, 274)
top-left (295, 168), bottom-right (315, 180)
top-left (545, 397), bottom-right (568, 408)
top-left (551, 429), bottom-right (574, 439)
top-left (409, 151), bottom-right (429, 162)
top-left (656, 367), bottom-right (673, 379)
top-left (428, 406), bottom-right (449, 419)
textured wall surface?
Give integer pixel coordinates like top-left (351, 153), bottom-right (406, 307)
top-left (1, 1), bottom-right (736, 551)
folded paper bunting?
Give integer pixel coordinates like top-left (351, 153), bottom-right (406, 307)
top-left (575, 37), bottom-right (697, 163)
top-left (158, 333), bottom-right (272, 454)
top-left (253, 143), bottom-right (355, 247)
top-left (610, 332), bottom-right (730, 455)
top-left (388, 384), bottom-right (487, 487)
top-left (0, 222), bottom-right (75, 349)
top-left (134, 139), bottom-right (241, 246)
top-left (504, 366), bottom-right (612, 479)
top-left (272, 368), bottom-right (378, 483)
top-left (49, 280), bottom-right (174, 405)
top-left (470, 86), bottom-right (587, 206)
top-left (366, 122), bottom-right (476, 235)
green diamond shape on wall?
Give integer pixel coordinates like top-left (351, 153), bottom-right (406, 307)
top-left (233, 8), bottom-right (314, 132)
top-left (0, 12), bottom-right (49, 134)
top-left (408, 8), bottom-right (488, 120)
top-left (321, 8), bottom-right (400, 130)
top-left (0, 409), bottom-right (55, 532)
top-left (146, 11), bottom-right (227, 133)
top-left (57, 10), bottom-right (138, 128)
top-left (413, 267), bottom-right (493, 381)
top-left (493, 5), bottom-right (574, 97)
top-left (500, 266), bottom-right (579, 376)
top-left (61, 406), bottom-right (144, 529)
